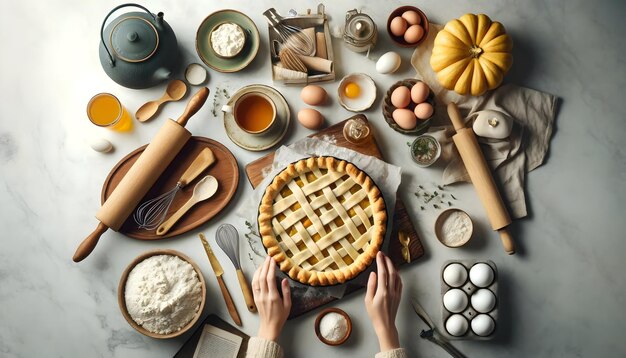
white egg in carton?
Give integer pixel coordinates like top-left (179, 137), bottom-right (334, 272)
top-left (440, 260), bottom-right (498, 340)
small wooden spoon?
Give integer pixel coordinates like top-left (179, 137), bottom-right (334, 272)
top-left (135, 80), bottom-right (188, 122)
top-left (156, 175), bottom-right (219, 236)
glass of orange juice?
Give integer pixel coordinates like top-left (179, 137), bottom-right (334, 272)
top-left (87, 93), bottom-right (133, 132)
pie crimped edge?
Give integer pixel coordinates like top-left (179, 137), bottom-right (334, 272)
top-left (258, 156), bottom-right (387, 286)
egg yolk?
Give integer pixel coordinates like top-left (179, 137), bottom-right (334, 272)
top-left (344, 82), bottom-right (361, 99)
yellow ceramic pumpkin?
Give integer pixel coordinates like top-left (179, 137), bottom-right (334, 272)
top-left (430, 14), bottom-right (513, 96)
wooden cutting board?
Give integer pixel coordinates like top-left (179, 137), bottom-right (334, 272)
top-left (102, 137), bottom-right (239, 240)
top-left (244, 115), bottom-right (424, 318)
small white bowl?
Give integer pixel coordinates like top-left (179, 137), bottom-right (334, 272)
top-left (337, 73), bottom-right (377, 112)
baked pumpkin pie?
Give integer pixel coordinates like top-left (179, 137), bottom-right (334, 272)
top-left (258, 157), bottom-right (386, 286)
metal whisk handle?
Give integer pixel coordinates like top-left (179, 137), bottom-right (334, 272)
top-left (263, 8), bottom-right (283, 27)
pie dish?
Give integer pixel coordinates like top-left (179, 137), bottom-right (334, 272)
top-left (258, 157), bottom-right (387, 286)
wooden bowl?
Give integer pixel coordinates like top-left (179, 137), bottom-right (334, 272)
top-left (314, 308), bottom-right (352, 345)
top-left (118, 249), bottom-right (207, 339)
top-left (434, 209), bottom-right (474, 248)
top-left (386, 6), bottom-right (430, 47)
top-left (383, 78), bottom-right (435, 135)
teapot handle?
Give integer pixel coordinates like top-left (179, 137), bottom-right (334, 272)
top-left (100, 3), bottom-right (156, 66)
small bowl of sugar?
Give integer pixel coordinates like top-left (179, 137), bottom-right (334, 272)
top-left (434, 208), bottom-right (474, 248)
top-left (315, 308), bottom-right (352, 346)
top-left (118, 249), bottom-right (206, 339)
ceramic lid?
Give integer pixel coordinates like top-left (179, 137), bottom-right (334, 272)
top-left (110, 16), bottom-right (159, 62)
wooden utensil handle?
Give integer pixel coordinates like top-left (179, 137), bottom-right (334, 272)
top-left (156, 199), bottom-right (195, 236)
top-left (498, 228), bottom-right (516, 255)
top-left (217, 275), bottom-right (242, 326)
top-left (176, 87), bottom-right (209, 127)
top-left (447, 102), bottom-right (467, 131)
top-left (73, 222), bottom-right (108, 262)
top-left (237, 269), bottom-right (257, 313)
top-left (178, 148), bottom-right (216, 187)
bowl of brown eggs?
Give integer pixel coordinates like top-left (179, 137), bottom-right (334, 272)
top-left (387, 6), bottom-right (429, 47)
top-left (382, 79), bottom-right (435, 135)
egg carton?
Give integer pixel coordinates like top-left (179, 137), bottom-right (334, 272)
top-left (440, 260), bottom-right (498, 340)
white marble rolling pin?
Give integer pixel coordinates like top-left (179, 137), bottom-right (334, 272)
top-left (73, 87), bottom-right (210, 262)
top-left (447, 102), bottom-right (516, 255)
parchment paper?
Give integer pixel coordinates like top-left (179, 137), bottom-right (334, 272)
top-left (239, 138), bottom-right (401, 299)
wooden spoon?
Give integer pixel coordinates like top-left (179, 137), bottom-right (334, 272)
top-left (135, 80), bottom-right (188, 122)
top-left (156, 175), bottom-right (219, 236)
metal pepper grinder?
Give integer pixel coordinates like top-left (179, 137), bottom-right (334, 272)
top-left (342, 9), bottom-right (377, 54)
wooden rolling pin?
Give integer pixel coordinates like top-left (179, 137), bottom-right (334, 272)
top-left (73, 87), bottom-right (210, 262)
top-left (447, 102), bottom-right (516, 255)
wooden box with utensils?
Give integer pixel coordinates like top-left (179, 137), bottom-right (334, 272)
top-left (267, 4), bottom-right (335, 85)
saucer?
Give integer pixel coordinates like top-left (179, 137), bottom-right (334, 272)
top-left (223, 84), bottom-right (291, 151)
top-left (196, 10), bottom-right (260, 73)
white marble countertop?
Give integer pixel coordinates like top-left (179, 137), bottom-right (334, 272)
top-left (1, 0), bottom-right (625, 357)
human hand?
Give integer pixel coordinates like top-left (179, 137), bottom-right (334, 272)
top-left (252, 256), bottom-right (292, 342)
top-left (364, 251), bottom-right (403, 352)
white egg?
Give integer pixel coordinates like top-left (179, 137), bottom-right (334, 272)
top-left (443, 289), bottom-right (468, 313)
top-left (471, 314), bottom-right (495, 336)
top-left (375, 52), bottom-right (401, 74)
top-left (445, 314), bottom-right (468, 337)
top-left (471, 289), bottom-right (496, 313)
top-left (443, 263), bottom-right (468, 287)
top-left (469, 263), bottom-right (495, 287)
top-left (90, 138), bottom-right (113, 153)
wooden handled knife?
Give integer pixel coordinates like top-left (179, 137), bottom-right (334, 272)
top-left (199, 233), bottom-right (242, 326)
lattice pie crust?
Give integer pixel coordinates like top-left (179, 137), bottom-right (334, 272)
top-left (258, 157), bottom-right (386, 286)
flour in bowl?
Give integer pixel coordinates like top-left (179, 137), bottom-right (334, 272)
top-left (124, 255), bottom-right (203, 335)
top-left (319, 312), bottom-right (349, 342)
top-left (210, 22), bottom-right (246, 57)
top-left (440, 210), bottom-right (472, 246)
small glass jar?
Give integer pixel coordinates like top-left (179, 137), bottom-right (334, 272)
top-left (343, 117), bottom-right (371, 144)
top-left (343, 9), bottom-right (377, 53)
top-left (410, 134), bottom-right (441, 167)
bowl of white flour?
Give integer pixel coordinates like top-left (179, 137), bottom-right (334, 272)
top-left (434, 208), bottom-right (474, 248)
top-left (118, 249), bottom-right (206, 339)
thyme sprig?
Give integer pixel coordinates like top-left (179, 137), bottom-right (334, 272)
top-left (244, 220), bottom-right (265, 258)
top-left (414, 183), bottom-right (461, 212)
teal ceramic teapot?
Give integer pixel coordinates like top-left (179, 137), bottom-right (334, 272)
top-left (99, 3), bottom-right (180, 89)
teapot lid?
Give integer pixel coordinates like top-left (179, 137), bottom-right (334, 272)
top-left (345, 10), bottom-right (376, 41)
top-left (110, 16), bottom-right (159, 62)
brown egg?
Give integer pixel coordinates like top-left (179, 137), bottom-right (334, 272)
top-left (300, 85), bottom-right (327, 106)
top-left (389, 16), bottom-right (408, 37)
top-left (391, 86), bottom-right (411, 108)
top-left (411, 81), bottom-right (430, 103)
top-left (414, 102), bottom-right (434, 120)
top-left (404, 24), bottom-right (424, 44)
top-left (392, 108), bottom-right (417, 130)
top-left (298, 108), bottom-right (324, 129)
top-left (401, 10), bottom-right (421, 26)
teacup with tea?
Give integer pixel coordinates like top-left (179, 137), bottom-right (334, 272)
top-left (223, 92), bottom-right (277, 135)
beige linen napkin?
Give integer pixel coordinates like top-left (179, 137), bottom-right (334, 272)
top-left (411, 24), bottom-right (559, 219)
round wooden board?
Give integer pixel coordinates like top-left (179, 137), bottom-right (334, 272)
top-left (101, 137), bottom-right (239, 240)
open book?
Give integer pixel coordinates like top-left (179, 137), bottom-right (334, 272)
top-left (175, 315), bottom-right (249, 358)
top-left (193, 324), bottom-right (243, 358)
